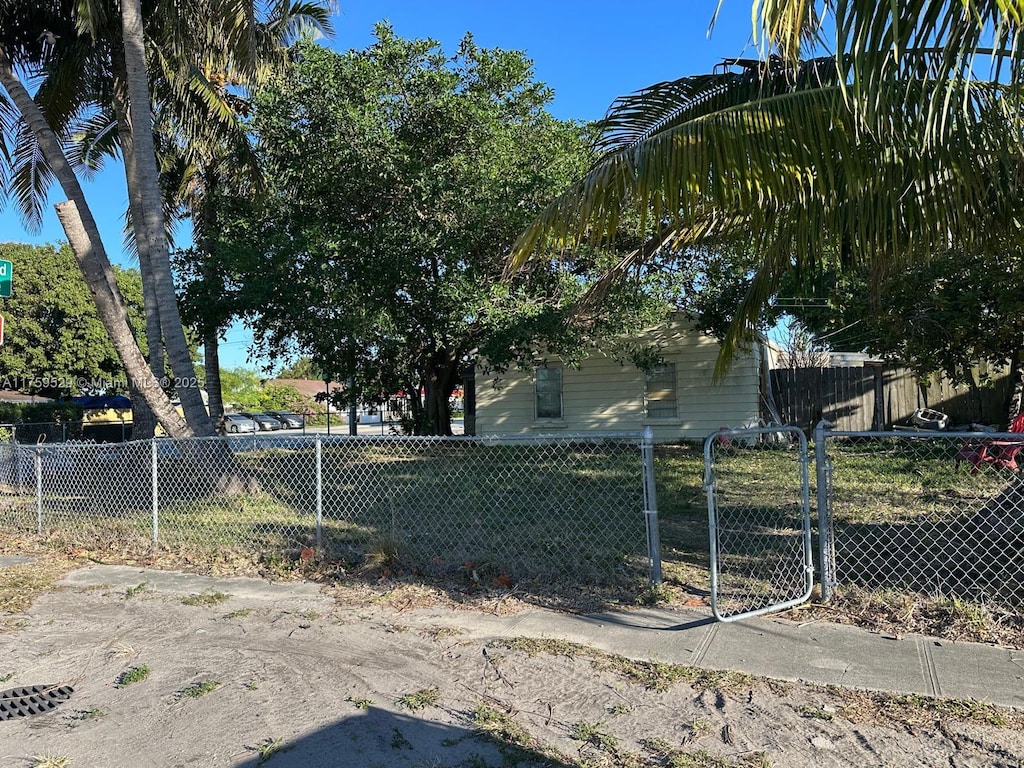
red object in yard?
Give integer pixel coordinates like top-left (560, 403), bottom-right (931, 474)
top-left (956, 413), bottom-right (1024, 473)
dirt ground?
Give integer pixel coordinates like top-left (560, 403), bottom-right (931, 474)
top-left (2, 564), bottom-right (1024, 768)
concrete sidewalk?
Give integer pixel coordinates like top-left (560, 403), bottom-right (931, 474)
top-left (397, 604), bottom-right (1024, 710)
top-left (54, 564), bottom-right (1024, 710)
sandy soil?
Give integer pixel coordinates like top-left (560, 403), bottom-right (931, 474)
top-left (1, 566), bottom-right (1023, 768)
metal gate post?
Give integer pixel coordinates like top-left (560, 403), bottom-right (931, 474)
top-left (640, 427), bottom-right (662, 584)
top-left (34, 448), bottom-right (42, 534)
top-left (151, 439), bottom-right (159, 543)
top-left (813, 420), bottom-right (834, 601)
top-left (315, 435), bottom-right (323, 550)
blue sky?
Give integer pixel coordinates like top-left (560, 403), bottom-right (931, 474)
top-left (0, 1), bottom-right (760, 370)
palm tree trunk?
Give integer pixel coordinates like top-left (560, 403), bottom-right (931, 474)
top-left (110, 47), bottom-right (165, 437)
top-left (120, 0), bottom-right (214, 436)
top-left (205, 331), bottom-right (225, 424)
top-left (0, 52), bottom-right (190, 438)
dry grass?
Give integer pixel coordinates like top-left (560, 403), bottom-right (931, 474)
top-left (780, 587), bottom-right (1024, 649)
top-left (0, 538), bottom-right (76, 627)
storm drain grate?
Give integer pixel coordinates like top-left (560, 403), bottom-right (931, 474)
top-left (0, 685), bottom-right (74, 720)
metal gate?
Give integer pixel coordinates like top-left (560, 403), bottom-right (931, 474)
top-left (704, 425), bottom-right (814, 621)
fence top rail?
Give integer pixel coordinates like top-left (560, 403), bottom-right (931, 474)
top-left (218, 431), bottom-right (649, 446)
top-left (16, 430), bottom-right (650, 452)
top-left (823, 428), bottom-right (1024, 440)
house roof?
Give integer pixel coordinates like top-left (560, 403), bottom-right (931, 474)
top-left (268, 378), bottom-right (343, 400)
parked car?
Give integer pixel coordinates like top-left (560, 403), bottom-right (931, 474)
top-left (242, 412), bottom-right (283, 431)
top-left (265, 410), bottom-right (304, 429)
top-left (222, 413), bottom-right (258, 434)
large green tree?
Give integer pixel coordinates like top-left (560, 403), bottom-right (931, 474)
top-left (0, 242), bottom-right (149, 399)
top-left (230, 28), bottom-right (664, 435)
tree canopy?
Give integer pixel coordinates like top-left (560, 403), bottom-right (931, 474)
top-left (0, 242), bottom-right (149, 398)
top-left (218, 27), bottom-right (666, 434)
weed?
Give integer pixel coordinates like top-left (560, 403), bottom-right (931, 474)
top-left (363, 537), bottom-right (401, 572)
top-left (496, 637), bottom-right (581, 659)
top-left (223, 608), bottom-right (253, 619)
top-left (798, 704), bottom-right (835, 721)
top-left (397, 687), bottom-right (440, 711)
top-left (470, 703), bottom-right (563, 764)
top-left (177, 679), bottom-right (221, 700)
top-left (30, 756), bottom-right (71, 768)
top-left (636, 583), bottom-right (672, 605)
top-left (244, 679), bottom-right (261, 691)
top-left (491, 637), bottom-right (752, 694)
top-left (390, 727), bottom-right (413, 750)
top-left (346, 696), bottom-right (374, 710)
top-left (115, 664), bottom-right (150, 688)
top-left (255, 737), bottom-right (285, 763)
top-left (471, 703), bottom-right (533, 746)
top-left (421, 625), bottom-right (463, 641)
top-left (604, 702), bottom-right (633, 716)
top-left (181, 591), bottom-right (230, 607)
top-left (0, 671), bottom-right (12, 682)
top-left (67, 707), bottom-right (106, 726)
top-left (639, 740), bottom-right (763, 767)
top-left (569, 720), bottom-right (618, 753)
top-left (826, 685), bottom-right (1018, 729)
top-left (124, 582), bottom-right (147, 599)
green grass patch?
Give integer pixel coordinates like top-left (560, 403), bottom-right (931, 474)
top-left (181, 591), bottom-right (230, 607)
top-left (396, 687), bottom-right (440, 711)
top-left (176, 679), bottom-right (221, 700)
top-left (115, 664), bottom-right (150, 688)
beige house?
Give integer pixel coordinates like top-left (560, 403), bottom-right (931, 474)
top-left (474, 317), bottom-right (766, 443)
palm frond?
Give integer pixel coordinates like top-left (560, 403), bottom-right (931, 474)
top-left (66, 106), bottom-right (120, 174)
top-left (510, 49), bottom-right (1024, 373)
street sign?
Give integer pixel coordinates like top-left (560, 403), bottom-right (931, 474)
top-left (0, 260), bottom-right (11, 298)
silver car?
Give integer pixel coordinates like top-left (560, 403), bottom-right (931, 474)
top-left (265, 410), bottom-right (304, 429)
top-left (242, 412), bottom-right (284, 431)
top-left (222, 413), bottom-right (258, 433)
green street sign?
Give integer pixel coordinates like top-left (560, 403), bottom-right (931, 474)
top-left (0, 259), bottom-right (11, 298)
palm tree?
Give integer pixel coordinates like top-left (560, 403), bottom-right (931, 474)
top-left (2, 0), bottom-right (331, 436)
top-left (508, 42), bottom-right (1024, 373)
top-left (162, 2), bottom-right (333, 425)
top-left (0, 44), bottom-right (191, 436)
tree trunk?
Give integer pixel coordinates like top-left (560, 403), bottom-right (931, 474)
top-left (0, 52), bottom-right (190, 437)
top-left (197, 174), bottom-right (226, 425)
top-left (110, 46), bottom-right (165, 414)
top-left (129, 380), bottom-right (156, 439)
top-left (55, 201), bottom-right (190, 435)
top-left (205, 330), bottom-right (225, 424)
top-left (1007, 349), bottom-right (1023, 428)
top-left (423, 357), bottom-right (457, 436)
top-left (120, 0), bottom-right (214, 436)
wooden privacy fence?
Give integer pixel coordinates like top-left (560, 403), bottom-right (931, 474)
top-left (770, 365), bottom-right (1013, 432)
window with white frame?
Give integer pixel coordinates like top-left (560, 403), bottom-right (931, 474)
top-left (645, 363), bottom-right (678, 418)
top-left (534, 366), bottom-right (562, 419)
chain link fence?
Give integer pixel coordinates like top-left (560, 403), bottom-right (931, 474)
top-left (0, 421), bottom-right (134, 444)
top-left (0, 432), bottom-right (659, 586)
top-left (703, 423), bottom-right (1024, 621)
top-left (704, 426), bottom-right (813, 620)
top-left (820, 427), bottom-right (1024, 614)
